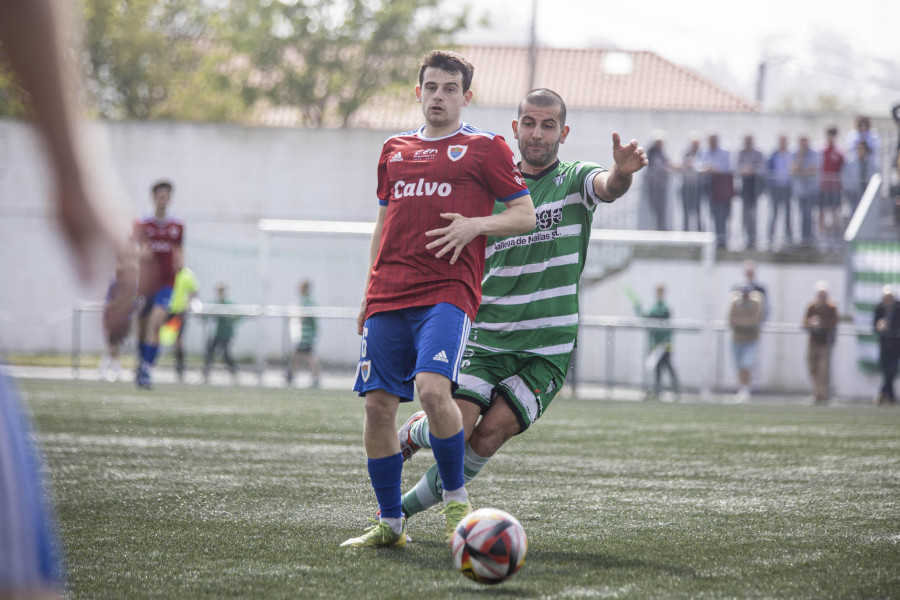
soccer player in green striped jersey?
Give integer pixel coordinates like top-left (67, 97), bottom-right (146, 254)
top-left (396, 89), bottom-right (649, 520)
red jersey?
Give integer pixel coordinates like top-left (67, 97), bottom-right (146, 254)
top-left (366, 123), bottom-right (530, 321)
top-left (132, 216), bottom-right (183, 293)
top-left (820, 143), bottom-right (844, 193)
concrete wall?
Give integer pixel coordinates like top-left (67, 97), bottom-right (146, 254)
top-left (0, 108), bottom-right (892, 396)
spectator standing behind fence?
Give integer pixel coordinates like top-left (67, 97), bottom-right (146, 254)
top-left (699, 134), bottom-right (733, 249)
top-left (891, 104), bottom-right (900, 227)
top-left (791, 136), bottom-right (819, 248)
top-left (737, 135), bottom-right (765, 250)
top-left (802, 280), bottom-right (838, 404)
top-left (819, 127), bottom-right (845, 246)
top-left (679, 136), bottom-right (704, 232)
top-left (202, 282), bottom-right (239, 384)
top-left (645, 134), bottom-right (670, 231)
top-left (767, 135), bottom-right (794, 249)
top-left (874, 285), bottom-right (900, 405)
top-left (842, 139), bottom-right (879, 217)
top-left (286, 279), bottom-right (321, 388)
top-left (845, 115), bottom-right (880, 157)
top-left (633, 283), bottom-right (679, 401)
top-left (735, 259), bottom-right (769, 321)
top-left (728, 286), bottom-right (764, 403)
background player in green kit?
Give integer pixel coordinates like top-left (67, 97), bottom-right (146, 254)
top-left (396, 88), bottom-right (648, 520)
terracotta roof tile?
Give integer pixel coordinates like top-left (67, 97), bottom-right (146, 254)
top-left (256, 45), bottom-right (759, 129)
top-left (465, 45), bottom-right (758, 113)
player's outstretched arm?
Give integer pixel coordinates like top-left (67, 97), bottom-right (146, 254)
top-left (425, 195), bottom-right (535, 264)
top-left (594, 133), bottom-right (648, 202)
top-left (0, 0), bottom-right (126, 281)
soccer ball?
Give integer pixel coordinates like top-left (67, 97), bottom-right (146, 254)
top-left (451, 507), bottom-right (527, 585)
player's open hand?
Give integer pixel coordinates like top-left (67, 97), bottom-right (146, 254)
top-left (611, 132), bottom-right (648, 175)
top-left (425, 213), bottom-right (481, 265)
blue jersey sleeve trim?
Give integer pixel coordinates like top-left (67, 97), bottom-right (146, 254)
top-left (496, 188), bottom-right (530, 203)
top-left (378, 199), bottom-right (389, 206)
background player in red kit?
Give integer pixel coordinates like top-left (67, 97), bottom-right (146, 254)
top-left (343, 50), bottom-right (535, 549)
top-left (132, 180), bottom-right (184, 389)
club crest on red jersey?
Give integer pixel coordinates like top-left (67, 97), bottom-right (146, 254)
top-left (447, 145), bottom-right (468, 161)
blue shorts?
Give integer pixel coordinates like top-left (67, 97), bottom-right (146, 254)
top-left (140, 285), bottom-right (173, 317)
top-left (353, 303), bottom-right (471, 402)
top-left (732, 341), bottom-right (758, 371)
top-left (0, 370), bottom-right (65, 589)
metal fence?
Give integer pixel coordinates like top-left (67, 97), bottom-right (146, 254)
top-left (73, 302), bottom-right (866, 399)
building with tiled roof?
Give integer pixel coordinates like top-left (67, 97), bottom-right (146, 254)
top-left (466, 45), bottom-right (759, 113)
top-left (258, 44), bottom-right (759, 129)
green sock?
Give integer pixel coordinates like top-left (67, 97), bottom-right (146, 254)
top-left (401, 443), bottom-right (491, 517)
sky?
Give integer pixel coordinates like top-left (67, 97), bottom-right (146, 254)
top-left (455, 0), bottom-right (900, 113)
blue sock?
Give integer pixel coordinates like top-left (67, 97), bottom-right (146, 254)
top-left (367, 453), bottom-right (403, 519)
top-left (140, 343), bottom-right (159, 366)
top-left (429, 429), bottom-right (465, 492)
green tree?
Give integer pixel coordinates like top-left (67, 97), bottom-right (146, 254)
top-left (2, 0), bottom-right (473, 124)
top-left (82, 0), bottom-right (243, 121)
top-left (220, 0), bottom-right (470, 127)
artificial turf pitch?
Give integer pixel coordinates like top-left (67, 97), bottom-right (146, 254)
top-left (20, 379), bottom-right (900, 599)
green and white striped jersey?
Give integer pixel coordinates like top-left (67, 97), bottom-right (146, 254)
top-left (469, 159), bottom-right (606, 371)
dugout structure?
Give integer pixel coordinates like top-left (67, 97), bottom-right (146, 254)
top-left (258, 219), bottom-right (717, 396)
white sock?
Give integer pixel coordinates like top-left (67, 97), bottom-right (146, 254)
top-left (442, 485), bottom-right (468, 504)
top-left (380, 516), bottom-right (403, 534)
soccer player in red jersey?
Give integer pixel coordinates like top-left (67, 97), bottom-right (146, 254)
top-left (342, 50), bottom-right (536, 548)
top-left (132, 180), bottom-right (184, 389)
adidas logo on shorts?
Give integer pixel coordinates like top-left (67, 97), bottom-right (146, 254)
top-left (432, 350), bottom-right (449, 363)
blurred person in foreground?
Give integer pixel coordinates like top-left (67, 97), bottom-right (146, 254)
top-left (802, 280), bottom-right (838, 404)
top-left (344, 50), bottom-right (535, 549)
top-left (393, 88), bottom-right (647, 526)
top-left (874, 285), bottom-right (900, 405)
top-left (285, 279), bottom-right (321, 389)
top-left (0, 0), bottom-right (127, 597)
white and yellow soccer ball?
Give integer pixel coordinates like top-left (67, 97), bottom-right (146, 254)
top-left (451, 507), bottom-right (527, 585)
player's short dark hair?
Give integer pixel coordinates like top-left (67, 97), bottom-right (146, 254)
top-left (826, 126), bottom-right (838, 137)
top-left (151, 180), bottom-right (173, 195)
top-left (518, 89), bottom-right (567, 126)
top-left (419, 50), bottom-right (474, 93)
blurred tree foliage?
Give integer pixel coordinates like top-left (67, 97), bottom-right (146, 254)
top-left (219, 0), bottom-right (469, 127)
top-left (0, 0), bottom-right (470, 126)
